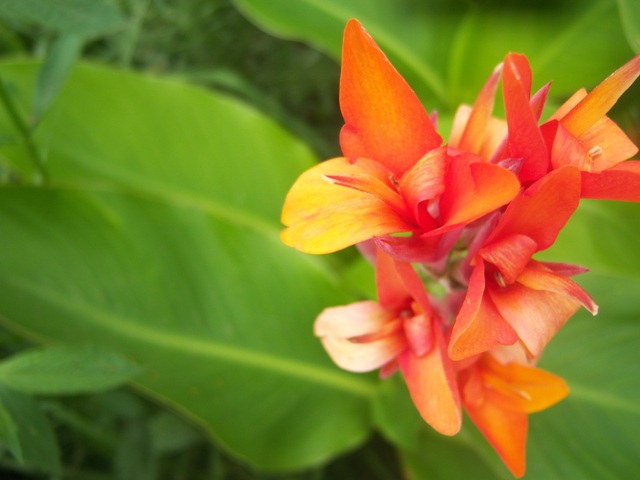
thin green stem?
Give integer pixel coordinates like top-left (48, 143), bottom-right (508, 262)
top-left (0, 78), bottom-right (48, 183)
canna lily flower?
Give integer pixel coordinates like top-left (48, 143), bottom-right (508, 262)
top-left (315, 248), bottom-right (461, 435)
top-left (449, 166), bottom-right (598, 360)
top-left (459, 351), bottom-right (570, 477)
top-left (281, 19), bottom-right (520, 258)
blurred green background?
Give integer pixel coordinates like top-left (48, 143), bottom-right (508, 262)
top-left (0, 0), bottom-right (637, 479)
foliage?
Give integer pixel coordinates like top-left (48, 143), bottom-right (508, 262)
top-left (0, 0), bottom-right (637, 478)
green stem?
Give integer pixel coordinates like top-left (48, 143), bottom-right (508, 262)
top-left (0, 78), bottom-right (49, 183)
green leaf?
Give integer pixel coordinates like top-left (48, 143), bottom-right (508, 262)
top-left (618, 0), bottom-right (640, 52)
top-left (0, 385), bottom-right (60, 474)
top-left (0, 0), bottom-right (125, 38)
top-left (31, 33), bottom-right (84, 127)
top-left (0, 62), bottom-right (375, 470)
top-left (0, 345), bottom-right (142, 395)
top-left (0, 399), bottom-right (21, 462)
top-left (234, 0), bottom-right (633, 110)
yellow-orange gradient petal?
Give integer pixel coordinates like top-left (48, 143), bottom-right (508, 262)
top-left (480, 355), bottom-right (570, 414)
top-left (561, 53), bottom-right (640, 137)
top-left (339, 19), bottom-right (441, 177)
top-left (281, 158), bottom-right (414, 254)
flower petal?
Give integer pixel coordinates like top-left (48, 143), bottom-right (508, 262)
top-left (449, 259), bottom-right (519, 361)
top-left (435, 153), bottom-right (520, 232)
top-left (561, 53), bottom-right (640, 137)
top-left (486, 165), bottom-right (581, 251)
top-left (314, 301), bottom-right (406, 372)
top-left (503, 53), bottom-right (549, 182)
top-left (463, 380), bottom-right (528, 478)
top-left (453, 63), bottom-right (503, 155)
top-left (479, 233), bottom-right (538, 285)
top-left (339, 19), bottom-right (441, 177)
top-left (480, 355), bottom-right (570, 414)
top-left (580, 161), bottom-right (640, 201)
top-left (399, 326), bottom-right (462, 435)
top-left (281, 158), bottom-right (414, 253)
top-left (489, 271), bottom-right (584, 357)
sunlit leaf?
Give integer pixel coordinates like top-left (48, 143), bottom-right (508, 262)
top-left (0, 61), bottom-right (374, 470)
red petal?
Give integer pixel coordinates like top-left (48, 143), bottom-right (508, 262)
top-left (486, 165), bottom-right (581, 251)
top-left (399, 146), bottom-right (447, 225)
top-left (580, 161), bottom-right (640, 201)
top-left (399, 326), bottom-right (462, 435)
top-left (436, 153), bottom-right (520, 232)
top-left (339, 19), bottom-right (441, 177)
top-left (449, 259), bottom-right (519, 360)
top-left (281, 158), bottom-right (414, 253)
top-left (479, 233), bottom-right (538, 285)
top-left (502, 53), bottom-right (549, 182)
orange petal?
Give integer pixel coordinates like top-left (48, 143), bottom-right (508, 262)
top-left (480, 355), bottom-right (570, 414)
top-left (486, 165), bottom-right (581, 251)
top-left (281, 158), bottom-right (414, 254)
top-left (580, 160), bottom-right (640, 201)
top-left (489, 274), bottom-right (582, 357)
top-left (399, 326), bottom-right (462, 435)
top-left (478, 233), bottom-right (538, 285)
top-left (436, 153), bottom-right (520, 231)
top-left (463, 386), bottom-right (529, 478)
top-left (315, 301), bottom-right (394, 339)
top-left (449, 259), bottom-right (519, 361)
top-left (339, 19), bottom-right (441, 177)
top-left (561, 53), bottom-right (640, 137)
top-left (503, 53), bottom-right (549, 182)
top-left (399, 146), bottom-right (447, 226)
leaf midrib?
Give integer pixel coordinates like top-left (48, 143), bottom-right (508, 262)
top-left (0, 274), bottom-right (376, 398)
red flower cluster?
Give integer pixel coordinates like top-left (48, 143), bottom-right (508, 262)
top-left (281, 19), bottom-right (640, 477)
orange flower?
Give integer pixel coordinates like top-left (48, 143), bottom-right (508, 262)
top-left (315, 248), bottom-right (461, 436)
top-left (450, 166), bottom-right (598, 360)
top-left (281, 19), bottom-right (519, 257)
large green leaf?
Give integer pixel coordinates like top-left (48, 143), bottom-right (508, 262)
top-left (234, 0), bottom-right (633, 109)
top-left (0, 62), bottom-right (376, 470)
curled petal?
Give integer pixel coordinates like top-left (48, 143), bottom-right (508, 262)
top-left (319, 333), bottom-right (406, 373)
top-left (399, 146), bottom-right (447, 225)
top-left (340, 19), bottom-right (441, 176)
top-left (449, 259), bottom-right (519, 361)
top-left (434, 154), bottom-right (520, 233)
top-left (281, 158), bottom-right (414, 254)
top-left (314, 301), bottom-right (394, 339)
top-left (314, 301), bottom-right (406, 372)
top-left (479, 233), bottom-right (538, 285)
top-left (399, 326), bottom-right (462, 435)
